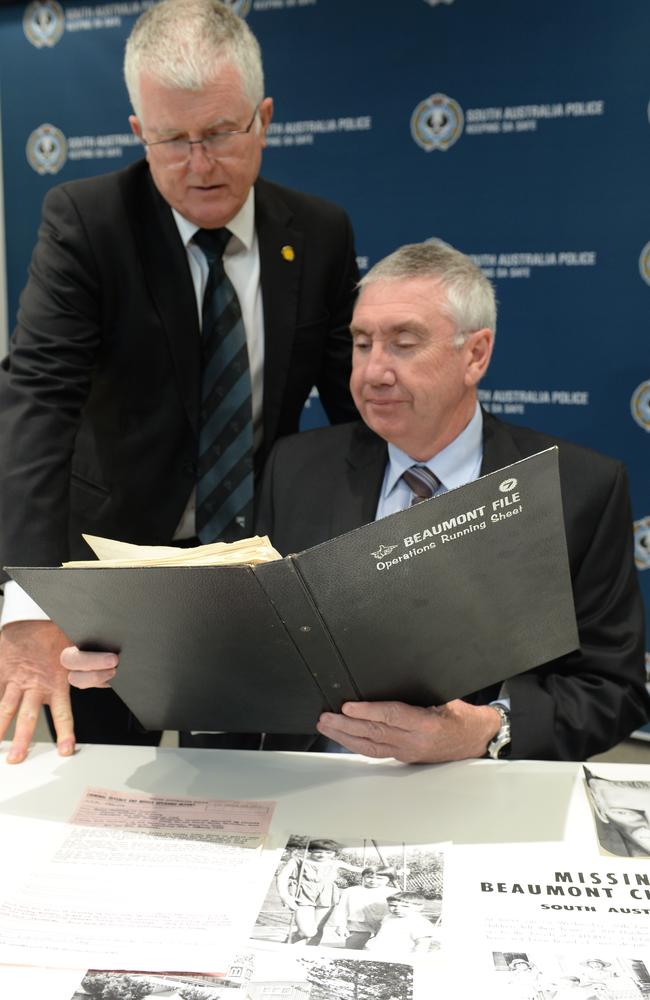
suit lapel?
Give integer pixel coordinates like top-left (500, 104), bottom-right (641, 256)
top-left (254, 178), bottom-right (303, 453)
top-left (480, 409), bottom-right (526, 476)
top-left (330, 423), bottom-right (387, 538)
top-left (131, 166), bottom-right (201, 433)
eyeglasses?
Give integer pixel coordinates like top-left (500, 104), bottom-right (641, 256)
top-left (142, 105), bottom-right (259, 166)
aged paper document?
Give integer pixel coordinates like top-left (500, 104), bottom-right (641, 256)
top-left (63, 532), bottom-right (281, 567)
top-left (0, 788), bottom-right (281, 972)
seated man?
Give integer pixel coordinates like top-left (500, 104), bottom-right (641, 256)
top-left (62, 240), bottom-right (649, 761)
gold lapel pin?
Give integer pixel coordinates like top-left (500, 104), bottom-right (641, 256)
top-left (281, 244), bottom-right (295, 262)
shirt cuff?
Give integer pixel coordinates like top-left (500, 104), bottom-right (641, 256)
top-left (0, 580), bottom-right (49, 627)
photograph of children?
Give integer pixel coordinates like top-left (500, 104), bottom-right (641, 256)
top-left (331, 866), bottom-right (401, 950)
top-left (583, 767), bottom-right (650, 858)
top-left (492, 950), bottom-right (650, 1000)
top-left (251, 835), bottom-right (444, 957)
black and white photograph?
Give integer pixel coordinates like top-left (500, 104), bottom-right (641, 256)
top-left (492, 950), bottom-right (650, 1000)
top-left (584, 767), bottom-right (650, 858)
top-left (251, 835), bottom-right (444, 956)
top-left (71, 964), bottom-right (246, 1000)
top-left (69, 950), bottom-right (415, 1000)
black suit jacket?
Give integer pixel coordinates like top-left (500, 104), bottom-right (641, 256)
top-left (0, 160), bottom-right (358, 576)
top-left (256, 413), bottom-right (649, 760)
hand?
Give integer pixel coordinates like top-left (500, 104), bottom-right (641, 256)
top-left (316, 699), bottom-right (502, 764)
top-left (0, 620), bottom-right (75, 764)
top-left (60, 646), bottom-right (118, 689)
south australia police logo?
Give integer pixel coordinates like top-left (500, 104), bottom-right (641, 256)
top-left (23, 1), bottom-right (64, 48)
top-left (639, 242), bottom-right (650, 285)
top-left (26, 124), bottom-right (67, 175)
top-left (499, 477), bottom-right (518, 493)
top-left (411, 93), bottom-right (464, 152)
top-left (634, 516), bottom-right (650, 571)
top-left (222, 0), bottom-right (252, 17)
top-left (371, 543), bottom-right (398, 560)
top-left (631, 380), bottom-right (650, 432)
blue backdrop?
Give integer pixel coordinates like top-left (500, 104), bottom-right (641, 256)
top-left (1, 0), bottom-right (649, 684)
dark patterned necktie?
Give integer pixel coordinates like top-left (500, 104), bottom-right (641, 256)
top-left (193, 228), bottom-right (253, 543)
top-left (402, 464), bottom-right (441, 505)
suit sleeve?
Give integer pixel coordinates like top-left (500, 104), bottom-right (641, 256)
top-left (0, 184), bottom-right (101, 578)
top-left (507, 462), bottom-right (649, 760)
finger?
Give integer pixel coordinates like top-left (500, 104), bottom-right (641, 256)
top-left (60, 647), bottom-right (118, 672)
top-left (68, 669), bottom-right (116, 690)
top-left (7, 689), bottom-right (43, 764)
top-left (48, 686), bottom-right (75, 757)
top-left (317, 720), bottom-right (395, 759)
top-left (317, 714), bottom-right (396, 758)
top-left (0, 684), bottom-right (21, 742)
top-left (320, 707), bottom-right (407, 745)
top-left (339, 700), bottom-right (432, 730)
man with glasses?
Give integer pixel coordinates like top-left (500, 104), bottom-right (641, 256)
top-left (0, 0), bottom-right (359, 762)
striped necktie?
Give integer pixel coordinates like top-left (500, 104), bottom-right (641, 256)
top-left (402, 464), bottom-right (441, 505)
top-left (193, 227), bottom-right (254, 543)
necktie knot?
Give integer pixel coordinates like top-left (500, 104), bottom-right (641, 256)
top-left (402, 464), bottom-right (440, 505)
top-left (193, 227), bottom-right (231, 266)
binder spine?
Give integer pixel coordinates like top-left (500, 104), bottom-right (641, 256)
top-left (254, 558), bottom-right (360, 709)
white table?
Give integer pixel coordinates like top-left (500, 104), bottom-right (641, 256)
top-left (1, 742), bottom-right (645, 998)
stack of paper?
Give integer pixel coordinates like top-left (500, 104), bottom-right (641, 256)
top-left (62, 532), bottom-right (282, 568)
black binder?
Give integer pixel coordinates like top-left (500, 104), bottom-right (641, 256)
top-left (7, 448), bottom-right (578, 733)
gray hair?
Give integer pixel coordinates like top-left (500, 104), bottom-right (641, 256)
top-left (124, 0), bottom-right (264, 118)
top-left (359, 240), bottom-right (497, 344)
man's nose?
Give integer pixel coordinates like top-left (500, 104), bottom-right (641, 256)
top-left (187, 140), bottom-right (215, 170)
top-left (363, 345), bottom-right (395, 384)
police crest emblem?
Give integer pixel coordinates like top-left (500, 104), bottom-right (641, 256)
top-left (634, 516), bottom-right (650, 571)
top-left (631, 380), bottom-right (650, 433)
top-left (411, 93), bottom-right (464, 152)
top-left (26, 123), bottom-right (67, 175)
top-left (23, 1), bottom-right (64, 48)
top-left (639, 241), bottom-right (650, 286)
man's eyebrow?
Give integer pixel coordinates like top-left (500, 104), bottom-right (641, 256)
top-left (149, 116), bottom-right (239, 137)
top-left (350, 320), bottom-right (426, 337)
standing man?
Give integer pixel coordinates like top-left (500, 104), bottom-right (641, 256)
top-left (64, 240), bottom-right (650, 760)
top-left (0, 0), bottom-right (359, 762)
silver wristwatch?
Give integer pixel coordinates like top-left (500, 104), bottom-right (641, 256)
top-left (486, 703), bottom-right (511, 759)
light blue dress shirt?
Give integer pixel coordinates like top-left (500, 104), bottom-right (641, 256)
top-left (375, 402), bottom-right (484, 519)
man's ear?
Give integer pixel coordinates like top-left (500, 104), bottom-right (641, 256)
top-left (464, 328), bottom-right (494, 387)
top-left (129, 115), bottom-right (142, 139)
top-left (258, 97), bottom-right (274, 147)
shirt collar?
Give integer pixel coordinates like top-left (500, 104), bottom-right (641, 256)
top-left (172, 186), bottom-right (256, 253)
top-left (384, 401), bottom-right (483, 497)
